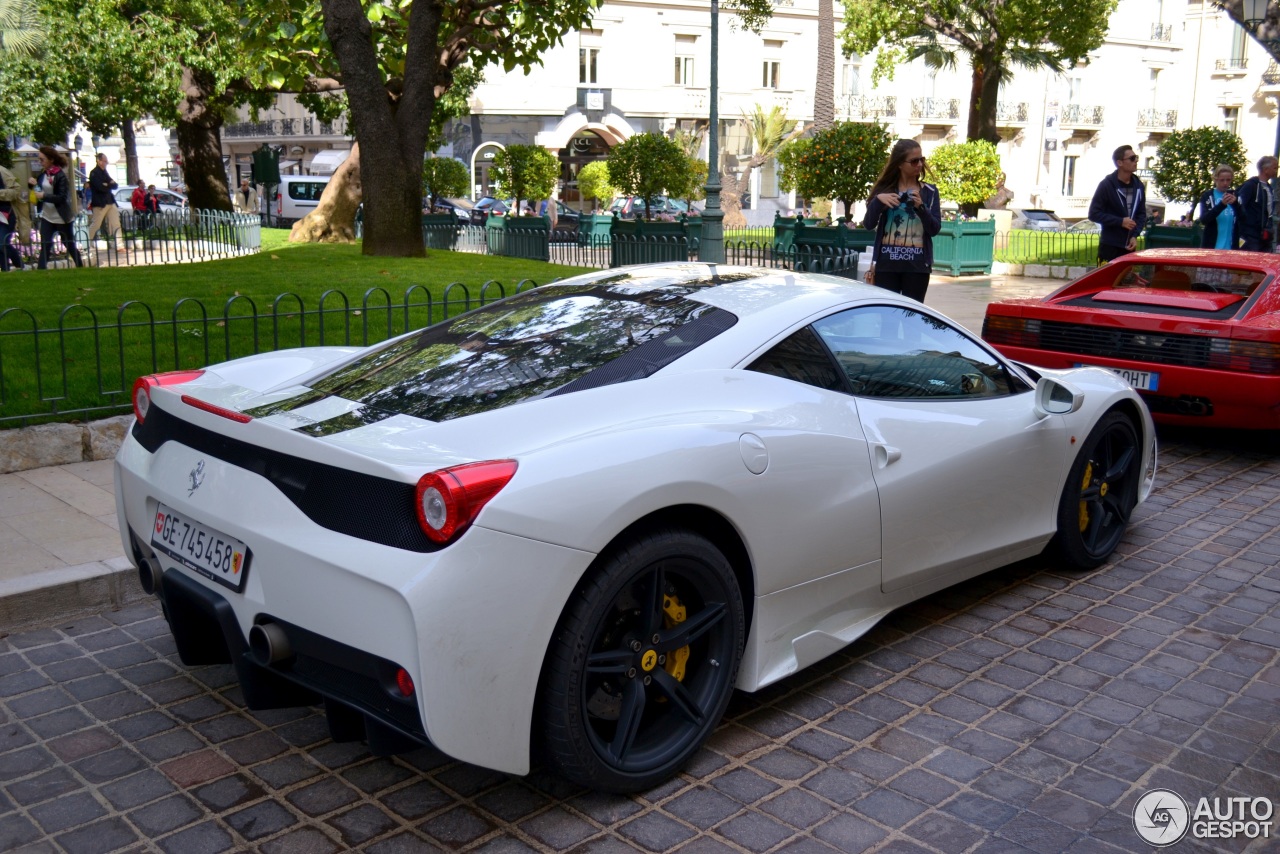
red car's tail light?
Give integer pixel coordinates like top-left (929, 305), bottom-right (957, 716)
top-left (1207, 338), bottom-right (1280, 374)
top-left (414, 460), bottom-right (518, 545)
top-left (983, 315), bottom-right (1041, 348)
top-left (181, 395), bottom-right (253, 423)
top-left (132, 370), bottom-right (205, 423)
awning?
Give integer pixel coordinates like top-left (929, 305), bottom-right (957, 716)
top-left (308, 149), bottom-right (350, 175)
top-left (278, 159), bottom-right (300, 173)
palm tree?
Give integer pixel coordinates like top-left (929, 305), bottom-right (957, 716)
top-left (0, 0), bottom-right (43, 55)
top-left (719, 104), bottom-right (803, 229)
top-left (812, 0), bottom-right (835, 132)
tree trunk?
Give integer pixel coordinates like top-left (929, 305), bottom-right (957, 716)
top-left (968, 54), bottom-right (1003, 145)
top-left (176, 67), bottom-right (233, 212)
top-left (720, 169), bottom-right (748, 229)
top-left (813, 0), bottom-right (835, 133)
top-left (322, 0), bottom-right (441, 257)
top-left (121, 119), bottom-right (140, 186)
top-left (290, 142), bottom-right (363, 243)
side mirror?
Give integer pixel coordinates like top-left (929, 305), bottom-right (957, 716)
top-left (1034, 376), bottom-right (1084, 417)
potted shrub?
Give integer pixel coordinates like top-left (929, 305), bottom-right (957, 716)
top-left (927, 140), bottom-right (1000, 275)
top-left (1147, 127), bottom-right (1247, 248)
top-left (487, 145), bottom-right (559, 261)
top-left (777, 123), bottom-right (890, 256)
top-left (606, 133), bottom-right (695, 265)
top-left (576, 160), bottom-right (615, 246)
top-left (421, 156), bottom-right (468, 250)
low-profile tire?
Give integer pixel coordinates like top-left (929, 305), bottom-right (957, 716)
top-left (1050, 410), bottom-right (1141, 570)
top-left (539, 528), bottom-right (744, 793)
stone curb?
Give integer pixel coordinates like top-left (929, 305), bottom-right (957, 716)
top-left (0, 556), bottom-right (147, 633)
top-left (0, 414), bottom-right (132, 475)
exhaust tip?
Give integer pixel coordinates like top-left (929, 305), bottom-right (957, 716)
top-left (249, 622), bottom-right (293, 667)
top-left (138, 557), bottom-right (163, 596)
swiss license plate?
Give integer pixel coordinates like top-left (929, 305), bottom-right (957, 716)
top-left (1077, 364), bottom-right (1160, 392)
top-left (151, 504), bottom-right (251, 592)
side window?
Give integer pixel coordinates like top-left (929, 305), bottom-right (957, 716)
top-left (747, 326), bottom-right (845, 392)
top-left (813, 305), bottom-right (1015, 399)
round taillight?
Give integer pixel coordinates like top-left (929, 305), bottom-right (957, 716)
top-left (414, 461), bottom-right (518, 545)
top-left (415, 472), bottom-right (463, 543)
top-left (132, 378), bottom-right (153, 423)
top-left (395, 668), bottom-right (415, 698)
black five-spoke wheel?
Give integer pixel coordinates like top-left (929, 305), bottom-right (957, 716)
top-left (1053, 411), bottom-right (1141, 569)
top-left (540, 529), bottom-right (744, 792)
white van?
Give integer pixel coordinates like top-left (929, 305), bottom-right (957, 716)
top-left (274, 175), bottom-right (331, 225)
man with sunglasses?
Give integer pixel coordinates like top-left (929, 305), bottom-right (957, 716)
top-left (1088, 145), bottom-right (1147, 263)
top-left (1237, 155), bottom-right (1277, 252)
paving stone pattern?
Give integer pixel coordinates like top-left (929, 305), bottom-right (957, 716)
top-left (0, 433), bottom-right (1277, 853)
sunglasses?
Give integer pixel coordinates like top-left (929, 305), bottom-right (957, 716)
top-left (906, 157), bottom-right (927, 165)
top-left (1122, 155), bottom-right (1139, 162)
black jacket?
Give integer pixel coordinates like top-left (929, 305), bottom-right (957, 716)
top-left (1197, 189), bottom-right (1242, 249)
top-left (862, 182), bottom-right (942, 270)
top-left (89, 166), bottom-right (117, 208)
top-left (1236, 176), bottom-right (1273, 249)
top-left (1088, 171), bottom-right (1147, 250)
top-left (38, 168), bottom-right (74, 223)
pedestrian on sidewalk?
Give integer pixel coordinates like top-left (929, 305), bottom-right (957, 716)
top-left (233, 179), bottom-right (259, 215)
top-left (28, 145), bottom-right (84, 270)
top-left (1237, 155), bottom-right (1277, 252)
top-left (1088, 145), bottom-right (1146, 263)
top-left (0, 162), bottom-right (30, 271)
top-left (87, 153), bottom-right (126, 262)
top-left (862, 139), bottom-right (942, 302)
top-left (1198, 164), bottom-right (1242, 250)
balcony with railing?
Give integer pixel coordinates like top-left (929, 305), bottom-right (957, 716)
top-left (1263, 61), bottom-right (1280, 87)
top-left (995, 101), bottom-right (1029, 125)
top-left (839, 95), bottom-right (897, 119)
top-left (1060, 103), bottom-right (1105, 127)
top-left (1137, 108), bottom-right (1177, 131)
top-left (1151, 23), bottom-right (1173, 42)
top-left (224, 117), bottom-right (349, 138)
top-left (910, 97), bottom-right (961, 122)
top-left (1214, 57), bottom-right (1249, 77)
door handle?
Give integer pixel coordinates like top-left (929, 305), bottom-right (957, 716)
top-left (872, 443), bottom-right (901, 468)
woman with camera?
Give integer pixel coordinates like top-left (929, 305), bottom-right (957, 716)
top-left (1197, 164), bottom-right (1243, 250)
top-left (28, 145), bottom-right (84, 270)
top-left (862, 139), bottom-right (941, 301)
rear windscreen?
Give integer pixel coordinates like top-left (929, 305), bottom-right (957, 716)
top-left (1111, 263), bottom-right (1266, 297)
top-left (246, 277), bottom-right (741, 426)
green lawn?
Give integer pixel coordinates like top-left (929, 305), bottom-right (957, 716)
top-left (0, 232), bottom-right (589, 425)
top-left (994, 230), bottom-right (1102, 265)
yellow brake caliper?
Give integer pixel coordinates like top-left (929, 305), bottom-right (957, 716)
top-left (662, 594), bottom-right (690, 681)
top-left (1078, 461), bottom-right (1093, 532)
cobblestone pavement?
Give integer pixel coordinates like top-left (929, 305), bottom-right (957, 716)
top-left (0, 430), bottom-right (1277, 854)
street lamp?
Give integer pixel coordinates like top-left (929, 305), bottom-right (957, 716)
top-left (91, 134), bottom-right (101, 153)
top-left (699, 0), bottom-right (725, 264)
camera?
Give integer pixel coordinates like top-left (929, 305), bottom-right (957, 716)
top-left (898, 191), bottom-right (914, 205)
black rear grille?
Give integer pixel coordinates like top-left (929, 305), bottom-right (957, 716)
top-left (1039, 321), bottom-right (1212, 368)
top-left (133, 404), bottom-right (437, 552)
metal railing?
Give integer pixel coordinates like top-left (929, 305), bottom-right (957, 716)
top-left (1264, 61), bottom-right (1280, 85)
top-left (910, 98), bottom-right (961, 121)
top-left (1151, 23), bottom-right (1174, 41)
top-left (840, 95), bottom-right (897, 119)
top-left (995, 101), bottom-right (1029, 124)
top-left (1215, 58), bottom-right (1249, 71)
top-left (1137, 108), bottom-right (1178, 129)
top-left (0, 279), bottom-right (540, 426)
top-left (1060, 103), bottom-right (1105, 126)
top-left (223, 117), bottom-right (349, 138)
top-left (7, 209), bottom-right (261, 269)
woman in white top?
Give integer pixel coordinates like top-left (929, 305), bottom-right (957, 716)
top-left (28, 145), bottom-right (84, 270)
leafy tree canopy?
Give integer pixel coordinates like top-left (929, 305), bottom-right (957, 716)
top-left (927, 139), bottom-right (1000, 206)
top-left (576, 160), bottom-right (615, 210)
top-left (1152, 126), bottom-right (1249, 209)
top-left (778, 122), bottom-right (891, 215)
top-left (841, 0), bottom-right (1116, 142)
top-left (606, 133), bottom-right (692, 220)
top-left (490, 144), bottom-right (560, 215)
top-left (422, 156), bottom-right (469, 208)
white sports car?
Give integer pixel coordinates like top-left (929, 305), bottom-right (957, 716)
top-left (115, 263), bottom-right (1157, 792)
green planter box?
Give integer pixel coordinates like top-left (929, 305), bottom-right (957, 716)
top-left (1143, 224), bottom-right (1201, 249)
top-left (933, 219), bottom-right (996, 275)
top-left (421, 213), bottom-right (461, 250)
top-left (610, 218), bottom-right (690, 267)
top-left (578, 212), bottom-right (614, 247)
top-left (486, 214), bottom-right (550, 261)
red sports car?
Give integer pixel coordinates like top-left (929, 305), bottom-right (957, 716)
top-left (982, 248), bottom-right (1280, 429)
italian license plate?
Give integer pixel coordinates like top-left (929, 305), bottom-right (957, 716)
top-left (1078, 364), bottom-right (1160, 392)
top-left (151, 504), bottom-right (251, 592)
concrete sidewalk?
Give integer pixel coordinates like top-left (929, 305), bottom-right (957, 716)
top-left (0, 274), bottom-right (1063, 631)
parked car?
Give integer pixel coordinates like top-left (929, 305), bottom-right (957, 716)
top-left (982, 247), bottom-right (1280, 429)
top-left (273, 175), bottom-right (331, 226)
top-left (1065, 219), bottom-right (1101, 234)
top-left (427, 197), bottom-right (474, 223)
top-left (469, 196), bottom-right (509, 223)
top-left (609, 196), bottom-right (695, 219)
top-left (114, 186), bottom-right (188, 214)
top-left (470, 198), bottom-right (581, 235)
top-left (1011, 209), bottom-right (1066, 232)
top-left (117, 262), bottom-right (1155, 793)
